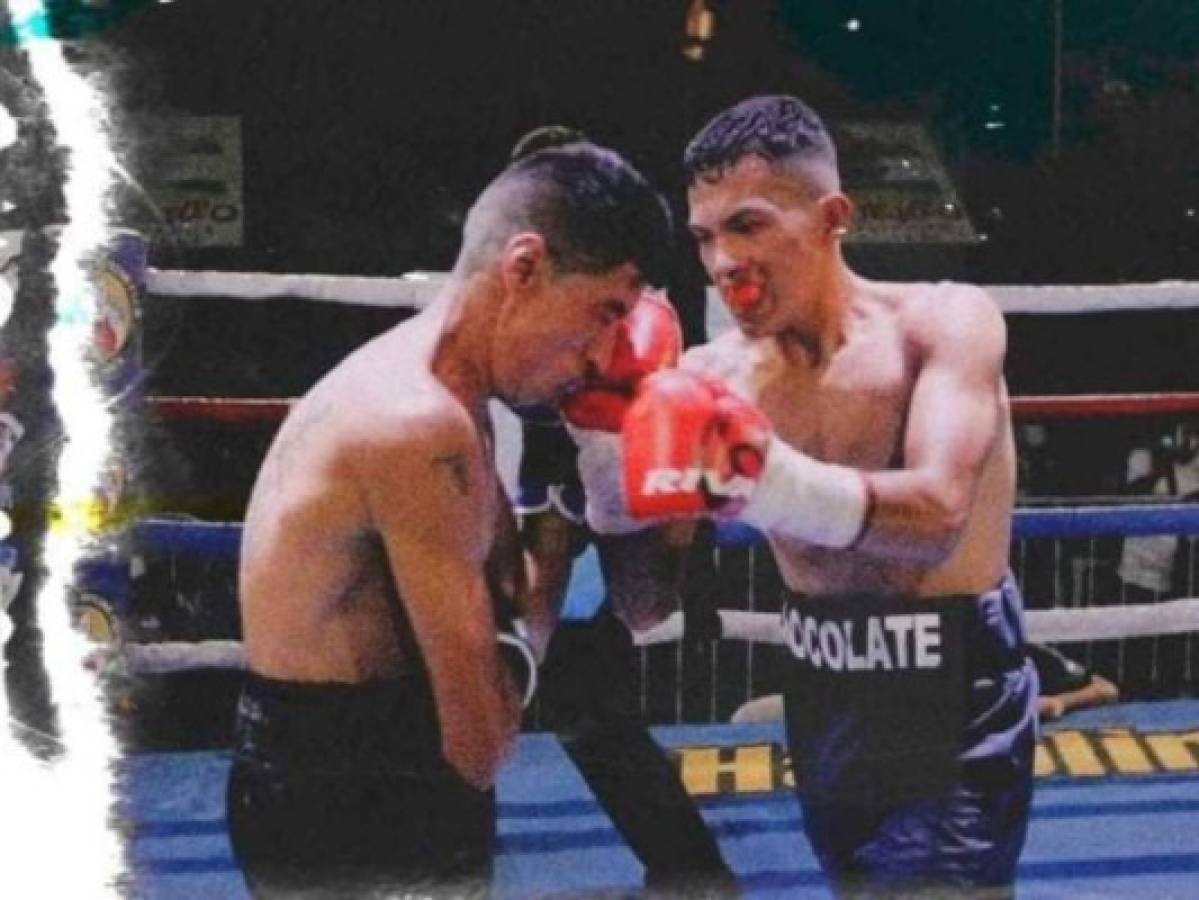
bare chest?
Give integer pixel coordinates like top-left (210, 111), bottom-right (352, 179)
top-left (750, 334), bottom-right (912, 469)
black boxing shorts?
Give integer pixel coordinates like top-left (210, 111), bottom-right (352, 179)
top-left (226, 672), bottom-right (495, 898)
top-left (780, 573), bottom-right (1038, 896)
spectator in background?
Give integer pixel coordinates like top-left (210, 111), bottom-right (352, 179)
top-left (1113, 420), bottom-right (1199, 697)
top-left (1013, 423), bottom-right (1067, 610)
top-left (1024, 642), bottom-right (1119, 721)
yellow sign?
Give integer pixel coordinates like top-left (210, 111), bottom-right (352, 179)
top-left (675, 729), bottom-right (1199, 797)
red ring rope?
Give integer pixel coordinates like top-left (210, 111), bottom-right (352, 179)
top-left (1011, 392), bottom-right (1199, 419)
top-left (145, 392), bottom-right (1199, 424)
top-left (148, 396), bottom-right (293, 424)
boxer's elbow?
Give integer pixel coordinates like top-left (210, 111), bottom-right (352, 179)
top-left (436, 632), bottom-right (520, 788)
top-left (443, 730), bottom-right (512, 790)
top-left (441, 695), bottom-right (518, 790)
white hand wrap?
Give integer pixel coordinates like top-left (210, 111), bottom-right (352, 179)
top-left (565, 424), bottom-right (643, 535)
top-left (739, 436), bottom-right (873, 549)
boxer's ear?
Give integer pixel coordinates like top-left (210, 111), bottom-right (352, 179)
top-left (818, 193), bottom-right (852, 242)
top-left (500, 233), bottom-right (549, 292)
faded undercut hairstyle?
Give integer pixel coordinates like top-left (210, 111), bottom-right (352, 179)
top-left (457, 142), bottom-right (673, 288)
top-left (509, 124), bottom-right (587, 162)
top-left (683, 95), bottom-right (840, 195)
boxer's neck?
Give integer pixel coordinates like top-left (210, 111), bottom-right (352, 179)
top-left (429, 273), bottom-right (501, 422)
top-left (775, 263), bottom-right (854, 369)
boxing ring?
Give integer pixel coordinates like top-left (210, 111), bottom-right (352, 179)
top-left (125, 702), bottom-right (1199, 900)
top-left (58, 265), bottom-right (1199, 897)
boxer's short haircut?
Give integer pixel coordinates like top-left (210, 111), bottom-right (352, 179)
top-left (459, 142), bottom-right (673, 288)
top-left (683, 94), bottom-right (840, 194)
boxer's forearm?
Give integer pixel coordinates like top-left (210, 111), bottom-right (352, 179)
top-left (424, 614), bottom-right (522, 789)
top-left (518, 507), bottom-right (581, 658)
top-left (846, 468), bottom-right (971, 563)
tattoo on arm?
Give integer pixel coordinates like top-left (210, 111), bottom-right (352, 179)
top-left (433, 453), bottom-right (471, 496)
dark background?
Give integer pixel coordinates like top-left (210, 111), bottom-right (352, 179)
top-left (2, 0), bottom-right (1197, 523)
top-left (3, 1), bottom-right (1199, 741)
top-left (100, 1), bottom-right (1199, 390)
top-left (6, 1), bottom-right (1199, 401)
top-left (4, 0), bottom-right (1196, 592)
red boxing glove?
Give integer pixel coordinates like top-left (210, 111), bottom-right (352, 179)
top-left (560, 290), bottom-right (682, 432)
top-left (621, 369), bottom-right (771, 520)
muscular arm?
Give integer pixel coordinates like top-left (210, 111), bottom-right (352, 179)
top-left (855, 288), bottom-right (1008, 563)
top-left (359, 416), bottom-right (520, 789)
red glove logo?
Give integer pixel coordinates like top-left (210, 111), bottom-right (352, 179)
top-left (623, 370), bottom-right (771, 520)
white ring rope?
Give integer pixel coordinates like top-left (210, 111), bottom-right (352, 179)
top-left (122, 268), bottom-right (1199, 672)
top-left (145, 269), bottom-right (447, 308)
top-left (144, 268), bottom-right (1199, 315)
top-left (112, 599), bottom-right (1199, 673)
top-left (985, 281), bottom-right (1199, 315)
top-left (633, 598), bottom-right (1199, 648)
top-left (122, 639), bottom-right (245, 673)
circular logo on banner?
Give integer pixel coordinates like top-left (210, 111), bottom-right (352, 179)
top-left (75, 593), bottom-right (118, 644)
top-left (93, 261), bottom-right (137, 363)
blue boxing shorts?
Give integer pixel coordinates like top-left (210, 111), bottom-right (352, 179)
top-left (781, 573), bottom-right (1038, 897)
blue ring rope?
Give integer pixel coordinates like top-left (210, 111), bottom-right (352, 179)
top-left (1012, 503), bottom-right (1199, 539)
top-left (129, 503), bottom-right (1199, 557)
top-left (715, 503), bottom-right (1199, 548)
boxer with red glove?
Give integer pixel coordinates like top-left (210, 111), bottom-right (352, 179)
top-left (559, 290), bottom-right (682, 534)
top-left (621, 369), bottom-right (874, 550)
top-left (559, 289), bottom-right (682, 430)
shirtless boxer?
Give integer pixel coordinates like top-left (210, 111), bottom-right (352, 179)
top-left (571, 96), bottom-right (1038, 897)
top-left (225, 142), bottom-right (671, 897)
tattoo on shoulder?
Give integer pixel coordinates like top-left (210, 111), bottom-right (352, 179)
top-left (433, 453), bottom-right (471, 496)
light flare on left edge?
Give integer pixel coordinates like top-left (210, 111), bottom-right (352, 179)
top-left (1, 3), bottom-right (126, 896)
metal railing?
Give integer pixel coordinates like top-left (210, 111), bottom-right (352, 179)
top-left (631, 531), bottom-right (1199, 726)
